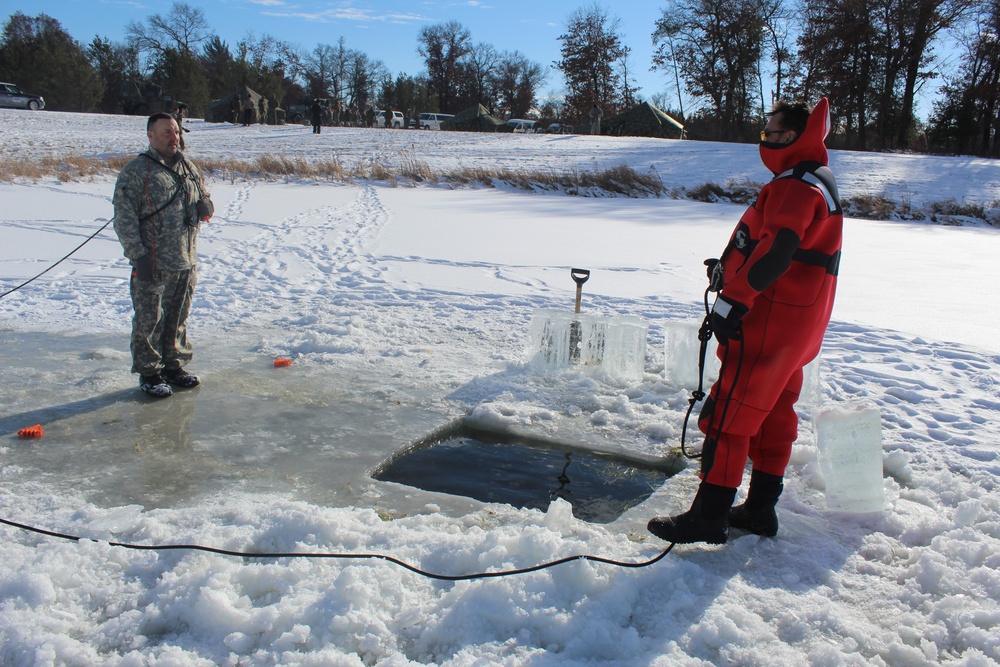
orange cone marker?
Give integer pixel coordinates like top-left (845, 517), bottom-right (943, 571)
top-left (18, 424), bottom-right (43, 438)
top-left (273, 358), bottom-right (293, 367)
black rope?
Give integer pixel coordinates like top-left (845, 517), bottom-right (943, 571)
top-left (0, 516), bottom-right (673, 581)
top-left (0, 218), bottom-right (113, 300)
top-left (678, 285), bottom-right (744, 461)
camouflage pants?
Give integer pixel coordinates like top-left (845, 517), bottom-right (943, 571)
top-left (129, 267), bottom-right (196, 375)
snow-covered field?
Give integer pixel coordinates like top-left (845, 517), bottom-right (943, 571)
top-left (0, 109), bottom-right (998, 665)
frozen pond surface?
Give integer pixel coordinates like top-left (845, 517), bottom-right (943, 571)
top-left (1, 327), bottom-right (681, 525)
top-left (0, 328), bottom-right (463, 512)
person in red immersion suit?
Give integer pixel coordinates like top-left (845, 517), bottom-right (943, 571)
top-left (648, 97), bottom-right (843, 544)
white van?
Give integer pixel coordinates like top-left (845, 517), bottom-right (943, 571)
top-left (506, 119), bottom-right (537, 133)
top-left (418, 112), bottom-right (454, 130)
top-left (375, 110), bottom-right (404, 128)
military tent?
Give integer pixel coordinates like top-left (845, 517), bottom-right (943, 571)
top-left (440, 104), bottom-right (505, 132)
top-left (601, 102), bottom-right (684, 139)
top-left (205, 86), bottom-right (283, 125)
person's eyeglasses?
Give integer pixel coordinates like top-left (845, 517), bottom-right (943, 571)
top-left (760, 129), bottom-right (787, 141)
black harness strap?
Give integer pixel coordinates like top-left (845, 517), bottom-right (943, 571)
top-left (722, 161), bottom-right (842, 277)
top-left (138, 154), bottom-right (185, 223)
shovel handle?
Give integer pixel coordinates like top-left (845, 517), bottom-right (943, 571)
top-left (571, 268), bottom-right (590, 314)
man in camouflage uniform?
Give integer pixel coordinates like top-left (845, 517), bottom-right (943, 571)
top-left (113, 112), bottom-right (214, 398)
top-left (589, 104), bottom-right (603, 135)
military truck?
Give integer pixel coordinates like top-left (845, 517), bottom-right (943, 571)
top-left (286, 97), bottom-right (336, 125)
top-left (120, 82), bottom-right (182, 116)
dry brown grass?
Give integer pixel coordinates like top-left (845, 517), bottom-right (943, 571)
top-left (844, 193), bottom-right (902, 220)
top-left (0, 155), bottom-right (666, 197)
top-left (0, 155), bottom-right (131, 182)
top-left (0, 155), bottom-right (994, 224)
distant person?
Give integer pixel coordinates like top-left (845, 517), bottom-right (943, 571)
top-left (231, 94), bottom-right (241, 124)
top-left (242, 93), bottom-right (255, 126)
top-left (589, 104), bottom-right (603, 135)
top-left (365, 107), bottom-right (376, 128)
top-left (112, 112), bottom-right (214, 398)
top-left (383, 109), bottom-right (392, 129)
top-left (172, 103), bottom-right (189, 150)
top-left (647, 98), bottom-right (843, 544)
top-left (311, 99), bottom-right (324, 134)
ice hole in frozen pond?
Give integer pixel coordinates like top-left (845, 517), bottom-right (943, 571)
top-left (373, 421), bottom-right (684, 524)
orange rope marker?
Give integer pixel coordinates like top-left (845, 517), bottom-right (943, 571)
top-left (18, 424), bottom-right (43, 438)
top-left (273, 358), bottom-right (293, 367)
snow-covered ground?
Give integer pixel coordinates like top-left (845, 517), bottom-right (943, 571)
top-left (0, 109), bottom-right (998, 665)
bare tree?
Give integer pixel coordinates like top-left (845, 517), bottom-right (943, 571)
top-left (305, 44), bottom-right (338, 98)
top-left (460, 42), bottom-right (500, 110)
top-left (893, 0), bottom-right (977, 147)
top-left (929, 0), bottom-right (1000, 155)
top-left (759, 0), bottom-right (794, 110)
top-left (653, 0), bottom-right (770, 139)
top-left (417, 21), bottom-right (472, 113)
top-left (345, 51), bottom-right (389, 111)
top-left (126, 1), bottom-right (210, 61)
top-left (492, 50), bottom-right (547, 118)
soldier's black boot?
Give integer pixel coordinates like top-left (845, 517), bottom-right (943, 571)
top-left (728, 469), bottom-right (783, 537)
top-left (647, 483), bottom-right (737, 544)
top-left (139, 374), bottom-right (172, 399)
top-left (162, 367), bottom-right (200, 389)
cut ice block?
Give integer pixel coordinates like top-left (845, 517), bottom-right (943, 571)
top-left (663, 319), bottom-right (823, 406)
top-left (814, 400), bottom-right (885, 512)
top-left (663, 320), bottom-right (719, 390)
top-left (526, 309), bottom-right (647, 381)
top-left (800, 354), bottom-right (822, 406)
top-left (601, 316), bottom-right (649, 382)
top-left (526, 309), bottom-right (607, 368)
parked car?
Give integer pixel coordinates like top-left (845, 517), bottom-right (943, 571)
top-left (546, 122), bottom-right (573, 134)
top-left (506, 118), bottom-right (537, 133)
top-left (375, 110), bottom-right (405, 128)
top-left (0, 83), bottom-right (45, 110)
top-left (416, 112), bottom-right (454, 130)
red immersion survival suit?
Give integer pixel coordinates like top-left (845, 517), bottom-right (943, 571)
top-left (699, 97), bottom-right (844, 489)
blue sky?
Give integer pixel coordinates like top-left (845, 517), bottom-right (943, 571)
top-left (2, 0), bottom-right (678, 106)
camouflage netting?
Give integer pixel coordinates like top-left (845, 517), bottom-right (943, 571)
top-left (205, 86), bottom-right (283, 125)
top-left (440, 104), bottom-right (505, 132)
top-left (602, 102), bottom-right (684, 139)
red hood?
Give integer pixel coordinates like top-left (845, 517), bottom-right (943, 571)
top-left (760, 97), bottom-right (830, 175)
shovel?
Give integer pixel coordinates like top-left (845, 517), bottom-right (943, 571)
top-left (569, 268), bottom-right (590, 362)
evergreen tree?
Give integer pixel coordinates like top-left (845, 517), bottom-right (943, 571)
top-left (555, 4), bottom-right (632, 124)
top-left (0, 12), bottom-right (101, 111)
top-left (154, 47), bottom-right (210, 114)
top-left (201, 36), bottom-right (235, 101)
top-left (88, 36), bottom-right (140, 114)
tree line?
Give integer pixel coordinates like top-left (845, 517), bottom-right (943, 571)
top-left (1, 1), bottom-right (997, 156)
top-left (654, 0), bottom-right (997, 155)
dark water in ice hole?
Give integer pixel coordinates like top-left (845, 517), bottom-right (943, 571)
top-left (374, 425), bottom-right (678, 524)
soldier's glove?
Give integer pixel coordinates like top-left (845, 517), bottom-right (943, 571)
top-left (132, 254), bottom-right (154, 282)
top-left (704, 258), bottom-right (724, 292)
top-left (710, 294), bottom-right (748, 345)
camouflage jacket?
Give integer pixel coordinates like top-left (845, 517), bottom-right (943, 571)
top-left (112, 148), bottom-right (213, 271)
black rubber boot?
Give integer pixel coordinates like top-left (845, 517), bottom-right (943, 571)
top-left (728, 469), bottom-right (783, 537)
top-left (162, 367), bottom-right (200, 388)
top-left (647, 483), bottom-right (738, 544)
